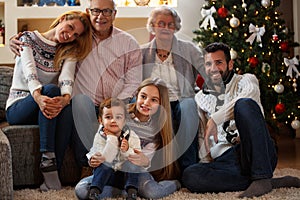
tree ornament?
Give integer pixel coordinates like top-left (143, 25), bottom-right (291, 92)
top-left (217, 7), bottom-right (228, 18)
top-left (261, 0), bottom-right (270, 8)
top-left (249, 57), bottom-right (259, 68)
top-left (275, 103), bottom-right (285, 114)
top-left (262, 62), bottom-right (271, 73)
top-left (293, 78), bottom-right (298, 92)
top-left (230, 48), bottom-right (238, 60)
top-left (242, 0), bottom-right (247, 11)
top-left (200, 6), bottom-right (217, 30)
top-left (291, 119), bottom-right (300, 129)
top-left (280, 41), bottom-right (289, 52)
top-left (282, 27), bottom-right (289, 34)
top-left (274, 83), bottom-right (284, 93)
top-left (284, 57), bottom-right (299, 78)
top-left (246, 23), bottom-right (265, 47)
top-left (272, 33), bottom-right (278, 42)
top-left (229, 16), bottom-right (240, 28)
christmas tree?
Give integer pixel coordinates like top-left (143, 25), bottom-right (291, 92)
top-left (194, 0), bottom-right (300, 133)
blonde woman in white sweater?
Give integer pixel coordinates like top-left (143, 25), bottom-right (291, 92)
top-left (5, 10), bottom-right (92, 191)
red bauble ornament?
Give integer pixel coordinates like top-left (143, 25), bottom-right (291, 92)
top-left (196, 74), bottom-right (205, 89)
top-left (272, 34), bottom-right (278, 42)
top-left (280, 41), bottom-right (289, 52)
top-left (249, 57), bottom-right (259, 68)
top-left (217, 7), bottom-right (228, 18)
top-left (275, 103), bottom-right (286, 114)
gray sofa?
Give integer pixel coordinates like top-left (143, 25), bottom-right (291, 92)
top-left (0, 66), bottom-right (81, 200)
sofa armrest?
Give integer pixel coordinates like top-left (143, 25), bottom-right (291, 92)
top-left (0, 128), bottom-right (13, 200)
top-left (2, 125), bottom-right (42, 186)
top-left (2, 124), bottom-right (80, 187)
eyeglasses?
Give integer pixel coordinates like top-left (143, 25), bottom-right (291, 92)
top-left (156, 21), bottom-right (176, 29)
top-left (89, 8), bottom-right (114, 17)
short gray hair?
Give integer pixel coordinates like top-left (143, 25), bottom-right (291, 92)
top-left (146, 5), bottom-right (181, 34)
top-left (88, 0), bottom-right (117, 10)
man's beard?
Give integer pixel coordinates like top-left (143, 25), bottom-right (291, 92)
top-left (203, 68), bottom-right (234, 94)
top-left (221, 69), bottom-right (231, 82)
top-left (211, 69), bottom-right (228, 86)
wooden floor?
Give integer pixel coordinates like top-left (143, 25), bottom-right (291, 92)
top-left (276, 132), bottom-right (300, 170)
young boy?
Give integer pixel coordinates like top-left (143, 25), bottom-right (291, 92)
top-left (87, 98), bottom-right (142, 200)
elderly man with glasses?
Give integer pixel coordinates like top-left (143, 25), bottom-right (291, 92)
top-left (71, 0), bottom-right (142, 141)
top-left (71, 0), bottom-right (143, 180)
top-left (9, 0), bottom-right (142, 196)
top-left (72, 0), bottom-right (142, 199)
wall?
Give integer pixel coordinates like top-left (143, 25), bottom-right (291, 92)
top-left (16, 0), bottom-right (204, 45)
top-left (3, 0), bottom-right (300, 63)
top-left (174, 0), bottom-right (203, 41)
top-left (114, 0), bottom-right (203, 44)
top-left (0, 3), bottom-right (3, 21)
top-left (15, 0), bottom-right (298, 46)
top-left (293, 0), bottom-right (300, 56)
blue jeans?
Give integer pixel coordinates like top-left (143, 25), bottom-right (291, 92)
top-left (137, 172), bottom-right (180, 199)
top-left (182, 98), bottom-right (278, 193)
top-left (171, 98), bottom-right (199, 170)
top-left (75, 171), bottom-right (179, 199)
top-left (54, 100), bottom-right (90, 169)
top-left (91, 161), bottom-right (140, 192)
top-left (75, 172), bottom-right (126, 199)
top-left (6, 84), bottom-right (73, 154)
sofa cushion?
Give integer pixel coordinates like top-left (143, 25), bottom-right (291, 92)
top-left (0, 66), bottom-right (13, 122)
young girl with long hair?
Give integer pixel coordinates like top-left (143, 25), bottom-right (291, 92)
top-left (75, 77), bottom-right (181, 199)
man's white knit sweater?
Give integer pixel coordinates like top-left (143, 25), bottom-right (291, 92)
top-left (195, 73), bottom-right (264, 160)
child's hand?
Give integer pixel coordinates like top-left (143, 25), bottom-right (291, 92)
top-left (103, 127), bottom-right (115, 136)
top-left (120, 138), bottom-right (129, 152)
top-left (89, 152), bottom-right (105, 168)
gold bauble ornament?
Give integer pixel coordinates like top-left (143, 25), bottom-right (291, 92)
top-left (274, 83), bottom-right (284, 93)
top-left (229, 16), bottom-right (240, 28)
top-left (230, 48), bottom-right (238, 59)
top-left (261, 0), bottom-right (270, 8)
top-left (291, 119), bottom-right (300, 129)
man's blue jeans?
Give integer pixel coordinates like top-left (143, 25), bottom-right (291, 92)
top-left (182, 98), bottom-right (277, 193)
top-left (69, 94), bottom-right (100, 168)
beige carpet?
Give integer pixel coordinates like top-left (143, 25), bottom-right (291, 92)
top-left (14, 168), bottom-right (300, 200)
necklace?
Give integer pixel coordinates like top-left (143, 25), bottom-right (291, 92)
top-left (156, 49), bottom-right (170, 58)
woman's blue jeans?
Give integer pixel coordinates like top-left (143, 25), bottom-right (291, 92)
top-left (6, 84), bottom-right (73, 158)
top-left (182, 98), bottom-right (277, 193)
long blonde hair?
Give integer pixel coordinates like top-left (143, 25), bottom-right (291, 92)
top-left (50, 10), bottom-right (93, 69)
top-left (129, 78), bottom-right (180, 181)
